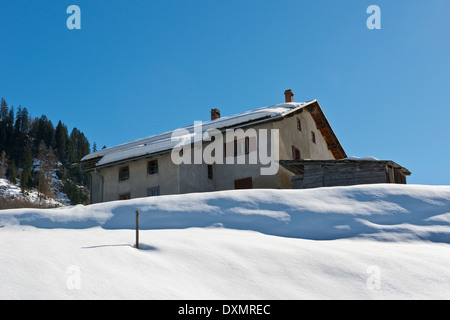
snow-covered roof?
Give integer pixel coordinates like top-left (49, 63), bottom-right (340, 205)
top-left (81, 101), bottom-right (315, 168)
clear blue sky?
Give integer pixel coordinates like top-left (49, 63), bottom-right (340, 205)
top-left (1, 1), bottom-right (449, 185)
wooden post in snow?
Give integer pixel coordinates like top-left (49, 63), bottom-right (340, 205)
top-left (135, 210), bottom-right (140, 249)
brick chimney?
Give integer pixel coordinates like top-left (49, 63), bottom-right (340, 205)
top-left (211, 108), bottom-right (220, 121)
top-left (284, 89), bottom-right (294, 103)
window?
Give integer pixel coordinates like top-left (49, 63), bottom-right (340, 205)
top-left (119, 193), bottom-right (131, 200)
top-left (224, 138), bottom-right (249, 157)
top-left (296, 118), bottom-right (302, 131)
top-left (292, 146), bottom-right (301, 160)
top-left (148, 160), bottom-right (158, 175)
top-left (208, 165), bottom-right (213, 180)
top-left (230, 138), bottom-right (250, 156)
top-left (311, 131), bottom-right (316, 144)
top-left (119, 166), bottom-right (129, 181)
top-left (244, 137), bottom-right (250, 154)
top-left (147, 186), bottom-right (160, 197)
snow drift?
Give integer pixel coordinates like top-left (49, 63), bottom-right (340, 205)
top-left (1, 184), bottom-right (450, 243)
top-left (1, 184), bottom-right (450, 299)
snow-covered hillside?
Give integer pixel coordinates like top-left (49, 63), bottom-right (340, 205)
top-left (0, 178), bottom-right (68, 208)
top-left (1, 184), bottom-right (450, 299)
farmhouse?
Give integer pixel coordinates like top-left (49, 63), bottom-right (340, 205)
top-left (80, 90), bottom-right (409, 203)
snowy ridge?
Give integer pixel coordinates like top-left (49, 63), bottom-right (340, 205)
top-left (2, 184), bottom-right (450, 242)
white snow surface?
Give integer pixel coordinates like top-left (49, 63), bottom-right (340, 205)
top-left (84, 101), bottom-right (312, 166)
top-left (1, 183), bottom-right (450, 299)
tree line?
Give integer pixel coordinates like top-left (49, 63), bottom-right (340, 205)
top-left (0, 97), bottom-right (92, 204)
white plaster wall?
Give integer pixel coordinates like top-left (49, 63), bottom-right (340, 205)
top-left (95, 152), bottom-right (179, 202)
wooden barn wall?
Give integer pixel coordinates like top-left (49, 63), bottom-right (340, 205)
top-left (291, 163), bottom-right (391, 189)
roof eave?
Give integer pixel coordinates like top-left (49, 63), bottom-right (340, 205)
top-left (305, 101), bottom-right (347, 159)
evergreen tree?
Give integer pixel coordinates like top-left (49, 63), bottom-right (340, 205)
top-left (77, 132), bottom-right (90, 161)
top-left (20, 143), bottom-right (33, 192)
top-left (36, 140), bottom-right (55, 201)
top-left (13, 106), bottom-right (29, 136)
top-left (67, 128), bottom-right (90, 186)
top-left (63, 179), bottom-right (80, 205)
top-left (5, 160), bottom-right (17, 184)
top-left (14, 105), bottom-right (22, 131)
top-left (55, 121), bottom-right (69, 165)
top-left (0, 126), bottom-right (6, 151)
top-left (6, 106), bottom-right (14, 127)
top-left (0, 151), bottom-right (7, 178)
top-left (21, 107), bottom-right (30, 134)
top-left (0, 98), bottom-right (7, 120)
top-left (4, 106), bottom-right (15, 159)
top-left (67, 128), bottom-right (78, 164)
top-left (12, 106), bottom-right (28, 166)
top-left (35, 115), bottom-right (55, 150)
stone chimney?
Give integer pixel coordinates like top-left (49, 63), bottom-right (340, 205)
top-left (284, 89), bottom-right (294, 103)
top-left (211, 108), bottom-right (220, 121)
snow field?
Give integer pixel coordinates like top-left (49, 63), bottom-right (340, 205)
top-left (1, 184), bottom-right (450, 299)
top-left (1, 226), bottom-right (450, 299)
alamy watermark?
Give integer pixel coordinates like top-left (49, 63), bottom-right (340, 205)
top-left (66, 5), bottom-right (380, 31)
top-left (66, 265), bottom-right (81, 290)
top-left (367, 5), bottom-right (381, 30)
top-left (170, 122), bottom-right (279, 176)
top-left (366, 265), bottom-right (381, 290)
top-left (66, 5), bottom-right (81, 30)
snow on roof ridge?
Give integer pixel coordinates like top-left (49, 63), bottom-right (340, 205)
top-left (344, 156), bottom-right (380, 161)
top-left (82, 100), bottom-right (315, 165)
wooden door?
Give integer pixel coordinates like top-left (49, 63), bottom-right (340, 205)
top-left (234, 177), bottom-right (253, 189)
